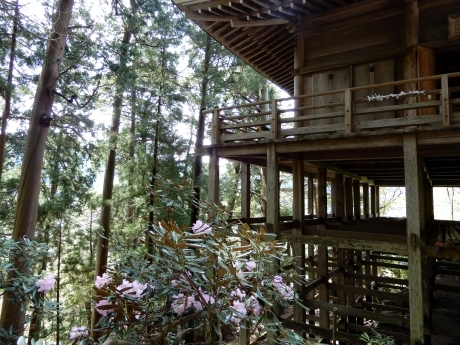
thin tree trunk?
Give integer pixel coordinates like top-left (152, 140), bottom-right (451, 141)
top-left (148, 119), bottom-right (160, 255)
top-left (0, 0), bottom-right (19, 184)
top-left (0, 1), bottom-right (74, 340)
top-left (28, 139), bottom-right (61, 344)
top-left (91, 27), bottom-right (132, 338)
top-left (127, 88), bottom-right (136, 220)
top-left (190, 34), bottom-right (212, 226)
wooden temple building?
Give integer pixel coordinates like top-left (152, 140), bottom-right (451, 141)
top-left (173, 0), bottom-right (460, 344)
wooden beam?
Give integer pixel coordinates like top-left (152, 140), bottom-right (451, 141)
top-left (403, 134), bottom-right (427, 345)
top-left (334, 174), bottom-right (344, 221)
top-left (279, 234), bottom-right (408, 255)
top-left (370, 185), bottom-right (376, 217)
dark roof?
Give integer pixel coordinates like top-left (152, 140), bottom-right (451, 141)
top-left (173, 0), bottom-right (367, 95)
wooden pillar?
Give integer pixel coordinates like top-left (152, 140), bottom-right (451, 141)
top-left (335, 174), bottom-right (344, 222)
top-left (376, 186), bottom-right (380, 217)
top-left (293, 160), bottom-right (306, 332)
top-left (363, 183), bottom-right (369, 219)
top-left (266, 143), bottom-right (279, 234)
top-left (370, 185), bottom-right (376, 218)
top-left (239, 162), bottom-right (250, 345)
top-left (353, 179), bottom-right (361, 220)
top-left (266, 143), bottom-right (279, 344)
top-left (307, 174), bottom-right (314, 218)
top-left (404, 134), bottom-right (428, 345)
top-left (317, 167), bottom-right (329, 334)
top-left (294, 30), bottom-right (305, 130)
top-left (330, 179), bottom-right (336, 218)
top-left (344, 177), bottom-right (353, 221)
top-left (208, 148), bottom-right (219, 204)
top-left (240, 162), bottom-right (250, 222)
top-left (405, 0), bottom-right (419, 47)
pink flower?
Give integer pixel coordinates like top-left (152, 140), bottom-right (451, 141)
top-left (171, 293), bottom-right (186, 316)
top-left (69, 326), bottom-right (88, 340)
top-left (95, 299), bottom-right (117, 316)
top-left (245, 261), bottom-right (257, 271)
top-left (201, 292), bottom-right (215, 305)
top-left (36, 273), bottom-right (55, 293)
top-left (187, 295), bottom-right (203, 311)
top-left (95, 273), bottom-right (112, 289)
top-left (192, 220), bottom-right (212, 234)
top-left (116, 279), bottom-right (147, 298)
top-left (249, 295), bottom-right (261, 316)
top-left (230, 288), bottom-right (246, 301)
top-left (231, 300), bottom-right (247, 324)
top-left (272, 275), bottom-right (294, 300)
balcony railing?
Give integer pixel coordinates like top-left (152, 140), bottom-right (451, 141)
top-left (202, 72), bottom-right (460, 145)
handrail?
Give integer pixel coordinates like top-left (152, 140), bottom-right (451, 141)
top-left (203, 72), bottom-right (460, 144)
top-left (204, 71), bottom-right (460, 113)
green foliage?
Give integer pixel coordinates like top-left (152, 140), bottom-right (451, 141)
top-left (90, 179), bottom-right (309, 344)
top-left (360, 328), bottom-right (395, 345)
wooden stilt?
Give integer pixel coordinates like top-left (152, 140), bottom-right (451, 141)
top-left (345, 177), bottom-right (353, 221)
top-left (363, 183), bottom-right (369, 219)
top-left (353, 179), bottom-right (361, 221)
top-left (370, 186), bottom-right (376, 218)
top-left (403, 134), bottom-right (427, 345)
top-left (317, 167), bottom-right (329, 340)
top-left (335, 174), bottom-right (344, 222)
top-left (293, 160), bottom-right (306, 336)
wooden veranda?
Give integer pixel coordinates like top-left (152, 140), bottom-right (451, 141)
top-left (172, 0), bottom-right (460, 343)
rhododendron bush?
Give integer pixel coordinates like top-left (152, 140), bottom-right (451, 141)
top-left (92, 214), bottom-right (309, 344)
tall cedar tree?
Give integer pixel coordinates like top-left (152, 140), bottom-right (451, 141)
top-left (0, 0), bottom-right (74, 341)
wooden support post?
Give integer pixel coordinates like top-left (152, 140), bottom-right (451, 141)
top-left (364, 251), bottom-right (372, 311)
top-left (376, 186), bottom-right (380, 217)
top-left (353, 179), bottom-right (361, 221)
top-left (266, 143), bottom-right (279, 344)
top-left (363, 183), bottom-right (369, 219)
top-left (240, 162), bottom-right (250, 222)
top-left (403, 134), bottom-right (428, 345)
top-left (441, 74), bottom-right (450, 126)
top-left (239, 162), bottom-right (250, 345)
top-left (294, 30), bottom-right (305, 131)
top-left (345, 88), bottom-right (352, 133)
top-left (346, 249), bottom-right (356, 326)
top-left (335, 174), bottom-right (344, 222)
top-left (208, 148), bottom-right (219, 204)
top-left (405, 0), bottom-right (419, 47)
top-left (211, 107), bottom-right (220, 145)
top-left (345, 177), bottom-right (353, 221)
top-left (330, 178), bottom-right (336, 218)
top-left (370, 186), bottom-right (376, 218)
top-left (271, 100), bottom-right (279, 140)
top-left (293, 160), bottom-right (306, 335)
top-left (317, 167), bottom-right (330, 336)
top-left (266, 143), bottom-right (279, 234)
top-left (307, 174), bottom-right (314, 218)
top-left (355, 251), bottom-right (364, 326)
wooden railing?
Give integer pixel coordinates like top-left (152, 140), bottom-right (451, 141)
top-left (202, 72), bottom-right (460, 145)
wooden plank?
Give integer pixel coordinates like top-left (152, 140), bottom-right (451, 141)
top-left (362, 301), bottom-right (409, 314)
top-left (403, 134), bottom-right (426, 344)
top-left (208, 149), bottom-right (219, 203)
top-left (303, 299), bottom-right (410, 328)
top-left (280, 319), bottom-right (365, 344)
top-left (345, 88), bottom-right (352, 133)
top-left (304, 227), bottom-right (406, 243)
top-left (370, 185), bottom-right (376, 218)
top-left (335, 174), bottom-right (344, 220)
top-left (345, 323), bottom-right (410, 342)
top-left (346, 272), bottom-right (408, 286)
top-left (329, 283), bottom-right (409, 304)
top-left (279, 234), bottom-right (408, 255)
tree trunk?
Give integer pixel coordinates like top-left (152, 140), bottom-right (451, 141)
top-left (91, 27), bottom-right (132, 338)
top-left (0, 0), bottom-right (74, 341)
top-left (0, 0), bottom-right (19, 184)
top-left (190, 34), bottom-right (212, 226)
top-left (127, 88), bottom-right (136, 220)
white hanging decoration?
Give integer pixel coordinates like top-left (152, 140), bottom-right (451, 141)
top-left (367, 90), bottom-right (426, 102)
